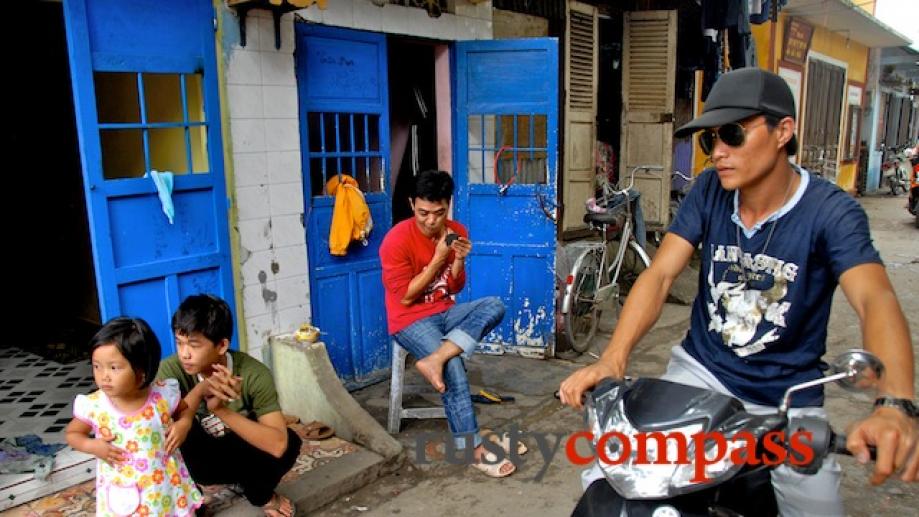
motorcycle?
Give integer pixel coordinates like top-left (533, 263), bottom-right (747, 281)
top-left (880, 145), bottom-right (910, 196)
top-left (572, 350), bottom-right (883, 517)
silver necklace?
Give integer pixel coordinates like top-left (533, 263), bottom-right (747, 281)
top-left (733, 173), bottom-right (797, 285)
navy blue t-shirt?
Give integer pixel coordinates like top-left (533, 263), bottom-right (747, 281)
top-left (668, 168), bottom-right (882, 407)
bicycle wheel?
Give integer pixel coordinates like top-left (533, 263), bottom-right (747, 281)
top-left (611, 240), bottom-right (651, 307)
top-left (564, 250), bottom-right (603, 353)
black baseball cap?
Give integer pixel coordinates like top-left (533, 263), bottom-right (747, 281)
top-left (675, 68), bottom-right (798, 155)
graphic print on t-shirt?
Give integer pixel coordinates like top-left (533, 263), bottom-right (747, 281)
top-left (706, 244), bottom-right (799, 358)
top-left (423, 265), bottom-right (453, 304)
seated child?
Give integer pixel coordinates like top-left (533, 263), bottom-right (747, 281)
top-left (157, 294), bottom-right (300, 517)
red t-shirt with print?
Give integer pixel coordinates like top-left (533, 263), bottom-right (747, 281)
top-left (379, 218), bottom-right (468, 334)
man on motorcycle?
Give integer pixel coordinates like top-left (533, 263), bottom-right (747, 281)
top-left (559, 68), bottom-right (917, 515)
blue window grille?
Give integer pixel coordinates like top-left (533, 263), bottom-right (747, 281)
top-left (306, 112), bottom-right (385, 196)
top-left (467, 113), bottom-right (548, 185)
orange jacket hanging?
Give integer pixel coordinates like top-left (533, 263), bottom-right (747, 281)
top-left (326, 174), bottom-right (373, 256)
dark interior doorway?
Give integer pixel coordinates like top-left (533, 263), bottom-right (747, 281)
top-left (388, 38), bottom-right (439, 224)
top-left (596, 13), bottom-right (623, 184)
top-left (9, 1), bottom-right (100, 362)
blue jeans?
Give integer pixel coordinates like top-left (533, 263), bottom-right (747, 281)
top-left (394, 297), bottom-right (505, 449)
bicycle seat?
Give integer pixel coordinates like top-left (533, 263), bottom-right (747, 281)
top-left (583, 210), bottom-right (624, 226)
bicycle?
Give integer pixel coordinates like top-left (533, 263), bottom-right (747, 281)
top-left (560, 165), bottom-right (656, 353)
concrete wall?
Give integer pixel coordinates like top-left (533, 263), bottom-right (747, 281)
top-left (219, 1), bottom-right (494, 361)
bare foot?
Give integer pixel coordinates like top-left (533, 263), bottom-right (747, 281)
top-left (415, 355), bottom-right (446, 393)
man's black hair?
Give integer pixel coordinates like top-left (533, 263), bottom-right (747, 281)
top-left (90, 317), bottom-right (161, 388)
top-left (762, 114), bottom-right (798, 156)
top-left (171, 294), bottom-right (234, 345)
top-left (413, 170), bottom-right (454, 203)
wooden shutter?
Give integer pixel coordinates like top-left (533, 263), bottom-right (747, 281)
top-left (620, 10), bottom-right (677, 229)
top-left (562, 0), bottom-right (598, 233)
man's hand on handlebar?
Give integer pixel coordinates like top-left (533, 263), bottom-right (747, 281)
top-left (559, 362), bottom-right (622, 410)
top-left (846, 407), bottom-right (919, 484)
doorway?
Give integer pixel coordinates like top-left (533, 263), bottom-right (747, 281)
top-left (388, 38), bottom-right (439, 224)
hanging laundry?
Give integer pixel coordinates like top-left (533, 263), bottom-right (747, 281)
top-left (326, 174), bottom-right (373, 256)
top-left (146, 169), bottom-right (176, 224)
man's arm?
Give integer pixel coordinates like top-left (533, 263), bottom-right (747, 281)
top-left (838, 263), bottom-right (917, 484)
top-left (211, 406), bottom-right (289, 458)
top-left (206, 364), bottom-right (289, 458)
top-left (559, 233), bottom-right (695, 408)
top-left (400, 234), bottom-right (451, 306)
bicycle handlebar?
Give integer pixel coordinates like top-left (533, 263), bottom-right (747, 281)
top-left (616, 165), bottom-right (663, 195)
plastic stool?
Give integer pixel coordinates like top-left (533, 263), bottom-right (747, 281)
top-left (387, 341), bottom-right (446, 434)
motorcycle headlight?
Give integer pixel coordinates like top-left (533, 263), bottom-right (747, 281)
top-left (589, 398), bottom-right (747, 499)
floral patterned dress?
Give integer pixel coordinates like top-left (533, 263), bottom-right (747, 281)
top-left (74, 379), bottom-right (203, 516)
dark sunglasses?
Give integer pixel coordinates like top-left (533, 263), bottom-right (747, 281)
top-left (699, 121), bottom-right (766, 155)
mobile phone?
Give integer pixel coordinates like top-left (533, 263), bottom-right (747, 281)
top-left (445, 233), bottom-right (464, 246)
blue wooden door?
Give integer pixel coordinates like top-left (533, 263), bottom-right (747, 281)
top-left (62, 0), bottom-right (236, 356)
top-left (295, 25), bottom-right (392, 388)
top-left (454, 40), bottom-right (559, 357)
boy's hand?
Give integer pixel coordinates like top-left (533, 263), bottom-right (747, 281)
top-left (90, 435), bottom-right (129, 465)
top-left (164, 418), bottom-right (191, 455)
top-left (204, 364), bottom-right (242, 412)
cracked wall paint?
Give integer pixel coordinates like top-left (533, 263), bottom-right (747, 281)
top-left (513, 297), bottom-right (547, 347)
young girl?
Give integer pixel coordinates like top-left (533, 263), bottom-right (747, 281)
top-left (66, 317), bottom-right (203, 516)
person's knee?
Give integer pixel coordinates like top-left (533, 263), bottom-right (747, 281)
top-left (483, 296), bottom-right (506, 321)
top-left (281, 428), bottom-right (302, 469)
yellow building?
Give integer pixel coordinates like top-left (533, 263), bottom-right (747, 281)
top-left (693, 0), bottom-right (910, 193)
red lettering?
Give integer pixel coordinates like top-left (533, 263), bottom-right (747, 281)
top-left (691, 432), bottom-right (727, 483)
top-left (635, 431), bottom-right (690, 464)
top-left (788, 430), bottom-right (815, 467)
top-left (729, 431), bottom-right (761, 466)
top-left (597, 432), bottom-right (632, 466)
top-left (760, 431), bottom-right (787, 466)
top-left (565, 431), bottom-right (595, 465)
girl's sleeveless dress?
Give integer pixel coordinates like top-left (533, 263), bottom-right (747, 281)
top-left (74, 378), bottom-right (203, 516)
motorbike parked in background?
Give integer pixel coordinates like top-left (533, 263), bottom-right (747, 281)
top-left (572, 350), bottom-right (883, 517)
top-left (880, 145), bottom-right (910, 196)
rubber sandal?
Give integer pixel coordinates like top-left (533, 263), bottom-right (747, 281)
top-left (481, 428), bottom-right (528, 456)
top-left (262, 493), bottom-right (295, 517)
top-left (302, 420), bottom-right (334, 440)
top-left (470, 450), bottom-right (516, 478)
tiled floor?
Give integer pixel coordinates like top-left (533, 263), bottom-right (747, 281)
top-left (0, 348), bottom-right (96, 511)
top-left (3, 423), bottom-right (360, 516)
top-left (0, 348), bottom-right (94, 443)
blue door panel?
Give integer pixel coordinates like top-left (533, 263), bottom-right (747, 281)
top-left (356, 269), bottom-right (388, 373)
top-left (118, 279), bottom-right (173, 352)
top-left (178, 269), bottom-right (221, 301)
top-left (63, 0), bottom-right (236, 356)
top-left (510, 255), bottom-right (553, 347)
top-left (84, 0), bottom-right (206, 69)
top-left (314, 275), bottom-right (355, 377)
top-left (307, 197), bottom-right (390, 270)
top-left (296, 24), bottom-right (392, 387)
top-left (107, 190), bottom-right (219, 267)
top-left (454, 39), bottom-right (558, 354)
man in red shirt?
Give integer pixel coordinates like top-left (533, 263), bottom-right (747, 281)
top-left (380, 170), bottom-right (511, 477)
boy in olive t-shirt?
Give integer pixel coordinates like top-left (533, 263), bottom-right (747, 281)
top-left (156, 295), bottom-right (299, 517)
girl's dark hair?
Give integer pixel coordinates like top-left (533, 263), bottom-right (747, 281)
top-left (413, 170), bottom-right (454, 203)
top-left (171, 294), bottom-right (234, 345)
top-left (90, 317), bottom-right (161, 388)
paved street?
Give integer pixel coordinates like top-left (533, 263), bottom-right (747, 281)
top-left (318, 193), bottom-right (918, 516)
